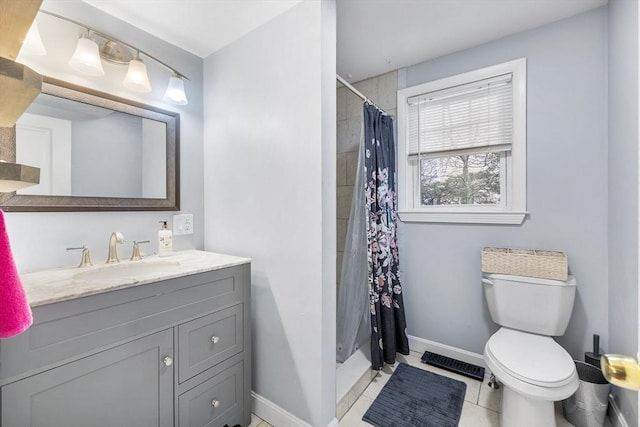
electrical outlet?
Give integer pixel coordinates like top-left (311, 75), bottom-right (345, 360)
top-left (173, 214), bottom-right (194, 235)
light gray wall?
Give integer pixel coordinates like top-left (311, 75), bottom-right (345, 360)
top-left (399, 8), bottom-right (608, 360)
top-left (5, 0), bottom-right (204, 272)
top-left (319, 0), bottom-right (337, 422)
top-left (202, 2), bottom-right (337, 426)
top-left (608, 0), bottom-right (638, 424)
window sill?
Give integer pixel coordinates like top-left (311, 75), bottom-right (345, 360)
top-left (397, 210), bottom-right (528, 225)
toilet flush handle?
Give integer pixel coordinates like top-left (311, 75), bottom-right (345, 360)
top-left (481, 278), bottom-right (494, 287)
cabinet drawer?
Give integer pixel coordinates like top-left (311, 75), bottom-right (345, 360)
top-left (178, 361), bottom-right (243, 427)
top-left (179, 304), bottom-right (243, 383)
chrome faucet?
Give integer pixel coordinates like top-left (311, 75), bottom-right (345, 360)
top-left (106, 231), bottom-right (125, 264)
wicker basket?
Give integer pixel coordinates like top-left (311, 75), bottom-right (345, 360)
top-left (481, 247), bottom-right (568, 281)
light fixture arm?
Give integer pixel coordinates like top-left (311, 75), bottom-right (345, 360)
top-left (39, 9), bottom-right (189, 81)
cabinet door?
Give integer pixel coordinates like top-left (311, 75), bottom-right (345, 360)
top-left (1, 329), bottom-right (174, 427)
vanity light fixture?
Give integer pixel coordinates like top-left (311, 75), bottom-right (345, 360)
top-left (163, 73), bottom-right (188, 105)
top-left (33, 10), bottom-right (189, 105)
top-left (123, 53), bottom-right (152, 93)
top-left (68, 32), bottom-right (105, 76)
top-left (19, 20), bottom-right (46, 56)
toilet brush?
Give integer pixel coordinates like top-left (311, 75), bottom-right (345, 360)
top-left (585, 334), bottom-right (601, 367)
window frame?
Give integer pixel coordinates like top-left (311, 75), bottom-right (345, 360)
top-left (397, 58), bottom-right (528, 224)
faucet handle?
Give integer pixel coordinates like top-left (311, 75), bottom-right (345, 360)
top-left (130, 240), bottom-right (150, 261)
top-left (66, 245), bottom-right (93, 268)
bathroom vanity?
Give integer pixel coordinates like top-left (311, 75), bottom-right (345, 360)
top-left (0, 250), bottom-right (251, 427)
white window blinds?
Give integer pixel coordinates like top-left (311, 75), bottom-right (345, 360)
top-left (407, 73), bottom-right (513, 157)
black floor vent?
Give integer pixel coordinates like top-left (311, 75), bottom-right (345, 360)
top-left (421, 351), bottom-right (485, 382)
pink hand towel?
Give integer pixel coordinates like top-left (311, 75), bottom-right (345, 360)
top-left (0, 209), bottom-right (32, 338)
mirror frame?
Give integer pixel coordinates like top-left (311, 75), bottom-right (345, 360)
top-left (0, 76), bottom-right (180, 212)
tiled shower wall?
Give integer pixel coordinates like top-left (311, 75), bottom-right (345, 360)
top-left (336, 71), bottom-right (398, 286)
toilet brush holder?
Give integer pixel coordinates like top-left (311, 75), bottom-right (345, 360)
top-left (563, 361), bottom-right (610, 427)
top-left (585, 334), bottom-right (601, 367)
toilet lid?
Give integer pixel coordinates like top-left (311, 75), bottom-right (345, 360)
top-left (486, 328), bottom-right (576, 386)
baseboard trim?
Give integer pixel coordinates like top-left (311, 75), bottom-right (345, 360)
top-left (252, 391), bottom-right (312, 427)
top-left (608, 393), bottom-right (630, 427)
top-left (407, 334), bottom-right (487, 373)
top-left (253, 391), bottom-right (333, 427)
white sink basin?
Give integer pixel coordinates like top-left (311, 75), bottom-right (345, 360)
top-left (72, 260), bottom-right (182, 282)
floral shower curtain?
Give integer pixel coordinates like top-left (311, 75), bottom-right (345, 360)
top-left (363, 103), bottom-right (410, 370)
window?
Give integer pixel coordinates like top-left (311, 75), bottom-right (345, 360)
top-left (397, 58), bottom-right (527, 224)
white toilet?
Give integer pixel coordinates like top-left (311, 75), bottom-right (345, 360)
top-left (482, 273), bottom-right (579, 427)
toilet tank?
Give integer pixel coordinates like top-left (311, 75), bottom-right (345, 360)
top-left (482, 273), bottom-right (576, 336)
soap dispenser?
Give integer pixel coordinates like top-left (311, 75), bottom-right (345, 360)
top-left (158, 221), bottom-right (173, 256)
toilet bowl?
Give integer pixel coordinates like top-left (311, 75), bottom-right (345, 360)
top-left (484, 328), bottom-right (579, 426)
top-left (482, 273), bottom-right (578, 427)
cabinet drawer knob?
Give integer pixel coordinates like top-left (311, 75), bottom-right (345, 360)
top-left (163, 356), bottom-right (173, 366)
top-left (211, 336), bottom-right (220, 344)
top-left (211, 399), bottom-right (220, 408)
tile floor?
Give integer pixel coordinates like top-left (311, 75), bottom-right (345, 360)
top-left (250, 350), bottom-right (604, 426)
top-left (248, 413), bottom-right (273, 427)
top-left (338, 350), bottom-right (581, 426)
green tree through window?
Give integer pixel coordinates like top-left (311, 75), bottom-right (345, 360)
top-left (420, 152), bottom-right (500, 205)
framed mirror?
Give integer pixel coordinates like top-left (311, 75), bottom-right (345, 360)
top-left (0, 77), bottom-right (179, 211)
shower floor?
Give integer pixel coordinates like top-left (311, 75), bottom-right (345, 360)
top-left (336, 346), bottom-right (376, 419)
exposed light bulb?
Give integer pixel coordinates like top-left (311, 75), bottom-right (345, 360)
top-left (123, 57), bottom-right (152, 93)
top-left (68, 35), bottom-right (104, 76)
top-left (163, 74), bottom-right (188, 105)
top-left (19, 20), bottom-right (46, 56)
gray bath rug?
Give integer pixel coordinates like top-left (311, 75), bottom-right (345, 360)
top-left (363, 363), bottom-right (466, 427)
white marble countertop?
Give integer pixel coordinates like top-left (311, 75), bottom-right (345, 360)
top-left (20, 250), bottom-right (251, 307)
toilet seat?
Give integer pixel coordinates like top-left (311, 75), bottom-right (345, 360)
top-left (484, 327), bottom-right (579, 403)
top-left (485, 328), bottom-right (576, 387)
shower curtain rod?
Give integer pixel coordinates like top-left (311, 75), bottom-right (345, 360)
top-left (336, 74), bottom-right (387, 114)
top-left (336, 74), bottom-right (367, 102)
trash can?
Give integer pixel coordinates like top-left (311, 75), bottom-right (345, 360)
top-left (562, 361), bottom-right (610, 427)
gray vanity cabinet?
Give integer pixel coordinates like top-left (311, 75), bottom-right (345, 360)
top-left (2, 329), bottom-right (174, 427)
top-left (0, 262), bottom-right (251, 427)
